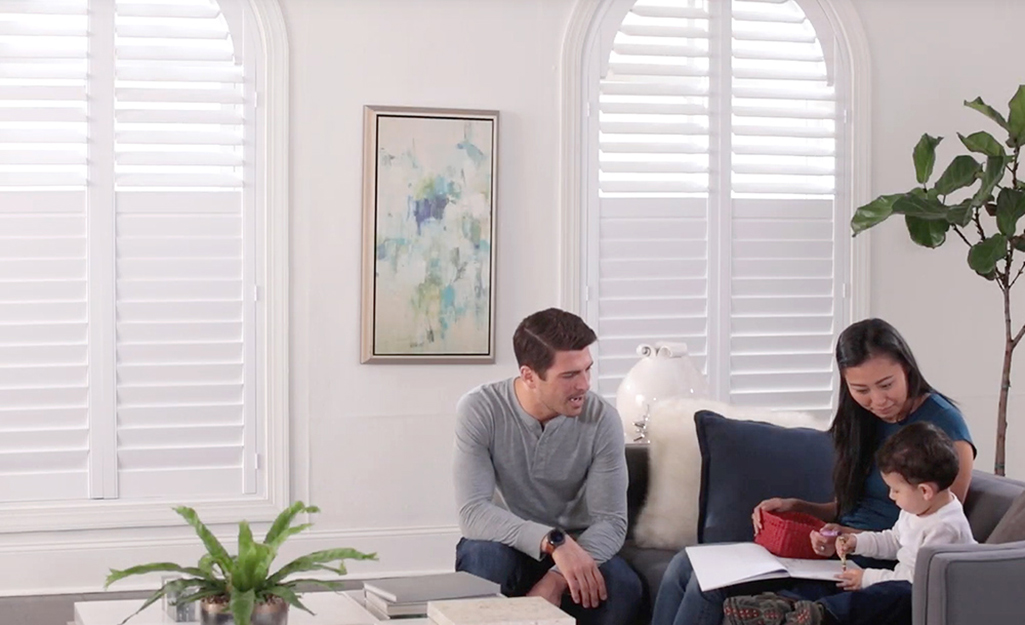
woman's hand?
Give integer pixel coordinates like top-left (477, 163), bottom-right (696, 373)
top-left (809, 523), bottom-right (843, 557)
top-left (752, 498), bottom-right (795, 534)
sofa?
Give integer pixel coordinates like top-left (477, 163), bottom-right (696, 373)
top-left (617, 410), bottom-right (1025, 625)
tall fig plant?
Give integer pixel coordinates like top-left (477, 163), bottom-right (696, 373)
top-left (852, 85), bottom-right (1025, 476)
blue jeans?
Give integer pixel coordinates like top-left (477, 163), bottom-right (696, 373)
top-left (786, 580), bottom-right (912, 625)
top-left (651, 550), bottom-right (790, 625)
top-left (455, 538), bottom-right (643, 625)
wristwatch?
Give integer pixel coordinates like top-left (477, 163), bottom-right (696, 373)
top-left (541, 528), bottom-right (565, 556)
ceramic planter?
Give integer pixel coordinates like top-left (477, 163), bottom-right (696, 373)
top-left (200, 597), bottom-right (288, 625)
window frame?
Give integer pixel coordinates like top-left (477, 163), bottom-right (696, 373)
top-left (0, 0), bottom-right (290, 533)
top-left (560, 0), bottom-right (872, 393)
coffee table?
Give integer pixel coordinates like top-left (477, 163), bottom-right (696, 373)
top-left (73, 591), bottom-right (427, 625)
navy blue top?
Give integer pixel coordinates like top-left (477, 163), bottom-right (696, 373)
top-left (838, 393), bottom-right (974, 531)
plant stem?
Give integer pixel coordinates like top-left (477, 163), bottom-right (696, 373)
top-left (1012, 146), bottom-right (1020, 188)
top-left (998, 277), bottom-right (1015, 476)
top-left (1012, 261), bottom-right (1025, 289)
top-left (974, 208), bottom-right (987, 240)
top-left (998, 145), bottom-right (1023, 475)
top-left (952, 225), bottom-right (973, 248)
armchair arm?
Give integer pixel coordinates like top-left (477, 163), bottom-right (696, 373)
top-left (913, 540), bottom-right (1025, 625)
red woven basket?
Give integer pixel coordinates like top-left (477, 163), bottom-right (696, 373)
top-left (755, 510), bottom-right (826, 559)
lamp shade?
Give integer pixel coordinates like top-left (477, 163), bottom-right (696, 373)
top-left (615, 342), bottom-right (710, 441)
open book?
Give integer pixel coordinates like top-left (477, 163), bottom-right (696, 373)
top-left (685, 543), bottom-right (859, 591)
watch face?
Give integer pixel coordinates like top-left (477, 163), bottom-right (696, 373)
top-left (549, 528), bottom-right (565, 546)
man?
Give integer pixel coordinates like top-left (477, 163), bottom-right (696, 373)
top-left (453, 307), bottom-right (643, 625)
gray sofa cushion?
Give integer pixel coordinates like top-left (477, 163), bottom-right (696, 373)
top-left (618, 539), bottom-right (677, 606)
top-left (964, 470), bottom-right (1025, 542)
top-left (695, 410), bottom-right (835, 544)
top-left (625, 442), bottom-right (650, 539)
top-left (984, 489), bottom-right (1025, 544)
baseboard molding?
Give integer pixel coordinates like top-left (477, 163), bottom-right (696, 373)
top-left (0, 525), bottom-right (461, 597)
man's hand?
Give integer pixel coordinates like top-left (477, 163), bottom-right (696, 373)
top-left (526, 571), bottom-right (568, 606)
top-left (836, 568), bottom-right (864, 591)
top-left (549, 535), bottom-right (607, 608)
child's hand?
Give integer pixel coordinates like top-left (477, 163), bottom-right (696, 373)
top-left (835, 534), bottom-right (857, 559)
top-left (836, 568), bottom-right (864, 590)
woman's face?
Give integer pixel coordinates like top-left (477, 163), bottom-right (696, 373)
top-left (843, 355), bottom-right (910, 423)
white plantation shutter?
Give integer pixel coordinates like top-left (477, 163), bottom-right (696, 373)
top-left (113, 0), bottom-right (254, 498)
top-left (729, 0), bottom-right (838, 414)
top-left (590, 0), bottom-right (846, 418)
top-left (595, 1), bottom-right (712, 397)
top-left (0, 0), bottom-right (263, 508)
top-left (0, 0), bottom-right (90, 502)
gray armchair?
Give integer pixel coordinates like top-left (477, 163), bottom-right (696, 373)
top-left (912, 469), bottom-right (1025, 625)
top-left (914, 540), bottom-right (1025, 625)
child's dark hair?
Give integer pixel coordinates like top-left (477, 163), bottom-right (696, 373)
top-left (876, 422), bottom-right (959, 491)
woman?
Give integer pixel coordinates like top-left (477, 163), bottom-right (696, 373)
top-left (650, 318), bottom-right (975, 625)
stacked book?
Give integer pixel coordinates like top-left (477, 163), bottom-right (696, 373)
top-left (428, 596), bottom-right (573, 625)
top-left (362, 571), bottom-right (501, 620)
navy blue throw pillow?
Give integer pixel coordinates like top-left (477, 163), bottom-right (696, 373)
top-left (696, 410), bottom-right (836, 544)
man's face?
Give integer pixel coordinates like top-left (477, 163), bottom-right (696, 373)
top-left (524, 347), bottom-right (593, 418)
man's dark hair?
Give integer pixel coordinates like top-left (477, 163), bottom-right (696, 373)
top-left (513, 308), bottom-right (596, 379)
top-left (876, 421), bottom-right (959, 491)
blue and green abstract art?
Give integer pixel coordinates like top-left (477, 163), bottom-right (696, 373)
top-left (370, 113), bottom-right (495, 358)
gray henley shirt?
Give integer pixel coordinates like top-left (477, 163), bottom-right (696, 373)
top-left (453, 377), bottom-right (628, 563)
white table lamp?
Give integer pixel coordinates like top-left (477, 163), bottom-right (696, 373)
top-left (615, 342), bottom-right (710, 442)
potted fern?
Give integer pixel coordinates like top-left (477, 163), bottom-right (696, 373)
top-left (105, 502), bottom-right (376, 625)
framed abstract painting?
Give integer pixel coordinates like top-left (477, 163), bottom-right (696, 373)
top-left (360, 106), bottom-right (499, 363)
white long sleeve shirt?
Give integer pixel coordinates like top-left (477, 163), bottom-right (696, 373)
top-left (853, 495), bottom-right (975, 587)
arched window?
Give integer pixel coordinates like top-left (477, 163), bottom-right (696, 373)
top-left (0, 0), bottom-right (288, 530)
top-left (578, 0), bottom-right (868, 418)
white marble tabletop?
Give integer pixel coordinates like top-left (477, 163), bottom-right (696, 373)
top-left (74, 591), bottom-right (383, 625)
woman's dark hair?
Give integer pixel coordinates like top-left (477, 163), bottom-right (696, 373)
top-left (876, 422), bottom-right (959, 492)
top-left (829, 318), bottom-right (939, 517)
top-left (513, 308), bottom-right (596, 379)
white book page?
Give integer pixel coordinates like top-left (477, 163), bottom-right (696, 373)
top-left (778, 557), bottom-right (861, 582)
top-left (685, 543), bottom-right (790, 591)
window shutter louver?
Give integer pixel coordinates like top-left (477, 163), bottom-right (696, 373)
top-left (113, 0), bottom-right (253, 498)
top-left (728, 0), bottom-right (837, 416)
top-left (595, 0), bottom-right (711, 398)
top-left (592, 0), bottom-right (842, 419)
top-left (0, 0), bottom-right (90, 501)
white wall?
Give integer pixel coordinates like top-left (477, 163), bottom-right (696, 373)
top-left (3, 0), bottom-right (1025, 598)
top-left (0, 0), bottom-right (576, 597)
top-left (287, 0), bottom-right (575, 575)
top-left (856, 0), bottom-right (1025, 478)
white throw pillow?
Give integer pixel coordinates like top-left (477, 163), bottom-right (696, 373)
top-left (632, 397), bottom-right (830, 550)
